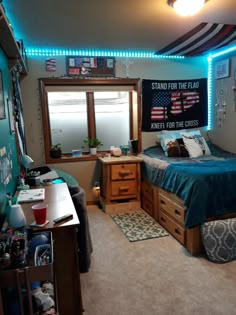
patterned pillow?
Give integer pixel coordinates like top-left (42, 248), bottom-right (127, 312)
top-left (160, 132), bottom-right (189, 157)
top-left (201, 218), bottom-right (236, 263)
top-left (165, 138), bottom-right (190, 157)
top-left (181, 130), bottom-right (211, 158)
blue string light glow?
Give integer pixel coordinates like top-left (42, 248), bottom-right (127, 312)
top-left (207, 56), bottom-right (213, 130)
top-left (25, 48), bottom-right (184, 59)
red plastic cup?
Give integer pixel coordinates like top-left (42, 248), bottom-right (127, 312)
top-left (32, 203), bottom-right (48, 225)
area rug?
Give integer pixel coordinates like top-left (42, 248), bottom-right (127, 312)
top-left (110, 210), bottom-right (169, 242)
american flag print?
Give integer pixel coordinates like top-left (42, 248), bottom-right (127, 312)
top-left (142, 78), bottom-right (207, 132)
top-left (151, 90), bottom-right (200, 121)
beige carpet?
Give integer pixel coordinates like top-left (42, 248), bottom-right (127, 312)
top-left (80, 205), bottom-right (236, 315)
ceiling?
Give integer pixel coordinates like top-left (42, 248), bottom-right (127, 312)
top-left (3, 0), bottom-right (236, 54)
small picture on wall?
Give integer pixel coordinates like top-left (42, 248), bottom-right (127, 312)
top-left (66, 56), bottom-right (115, 77)
top-left (215, 59), bottom-right (230, 79)
top-left (0, 71), bottom-right (6, 120)
top-left (7, 98), bottom-right (15, 134)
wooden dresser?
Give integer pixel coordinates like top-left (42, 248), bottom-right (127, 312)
top-left (99, 156), bottom-right (142, 213)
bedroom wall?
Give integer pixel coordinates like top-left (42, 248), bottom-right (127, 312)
top-left (0, 48), bottom-right (20, 216)
top-left (20, 55), bottom-right (207, 201)
top-left (208, 51), bottom-right (236, 154)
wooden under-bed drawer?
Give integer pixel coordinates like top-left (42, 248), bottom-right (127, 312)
top-left (159, 210), bottom-right (185, 244)
top-left (141, 180), bottom-right (153, 201)
top-left (141, 196), bottom-right (153, 217)
top-left (159, 192), bottom-right (185, 225)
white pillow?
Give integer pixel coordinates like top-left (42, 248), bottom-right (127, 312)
top-left (180, 130), bottom-right (211, 158)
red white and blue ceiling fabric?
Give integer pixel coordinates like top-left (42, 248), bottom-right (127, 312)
top-left (155, 23), bottom-right (236, 56)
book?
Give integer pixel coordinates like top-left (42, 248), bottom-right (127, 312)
top-left (17, 188), bottom-right (45, 203)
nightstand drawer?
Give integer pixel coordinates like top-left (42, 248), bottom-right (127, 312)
top-left (159, 210), bottom-right (185, 244)
top-left (159, 192), bottom-right (185, 225)
top-left (111, 180), bottom-right (137, 196)
top-left (111, 164), bottom-right (136, 180)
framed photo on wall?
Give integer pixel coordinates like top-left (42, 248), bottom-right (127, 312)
top-left (0, 71), bottom-right (6, 119)
top-left (66, 56), bottom-right (115, 77)
top-left (215, 59), bottom-right (230, 79)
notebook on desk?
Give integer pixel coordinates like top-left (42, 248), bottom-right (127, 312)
top-left (17, 188), bottom-right (45, 203)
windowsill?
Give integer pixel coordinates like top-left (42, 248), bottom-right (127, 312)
top-left (46, 153), bottom-right (103, 164)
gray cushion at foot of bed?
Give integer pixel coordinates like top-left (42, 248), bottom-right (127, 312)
top-left (201, 218), bottom-right (236, 263)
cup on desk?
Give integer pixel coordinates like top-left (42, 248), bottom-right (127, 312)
top-left (32, 203), bottom-right (48, 225)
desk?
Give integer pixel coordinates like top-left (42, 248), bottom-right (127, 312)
top-left (1, 183), bottom-right (83, 315)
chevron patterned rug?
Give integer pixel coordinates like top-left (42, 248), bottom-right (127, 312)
top-left (111, 210), bottom-right (169, 242)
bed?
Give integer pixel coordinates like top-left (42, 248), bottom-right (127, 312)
top-left (139, 131), bottom-right (236, 256)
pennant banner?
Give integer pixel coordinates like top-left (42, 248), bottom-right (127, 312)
top-left (142, 78), bottom-right (208, 132)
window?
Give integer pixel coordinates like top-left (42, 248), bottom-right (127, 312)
top-left (39, 78), bottom-right (141, 162)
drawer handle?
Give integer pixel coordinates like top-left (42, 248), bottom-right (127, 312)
top-left (119, 186), bottom-right (129, 192)
top-left (119, 170), bottom-right (130, 176)
top-left (160, 216), bottom-right (166, 223)
top-left (160, 200), bottom-right (166, 205)
top-left (174, 228), bottom-right (181, 235)
top-left (174, 209), bottom-right (181, 216)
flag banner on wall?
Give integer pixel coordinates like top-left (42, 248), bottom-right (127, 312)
top-left (142, 78), bottom-right (208, 132)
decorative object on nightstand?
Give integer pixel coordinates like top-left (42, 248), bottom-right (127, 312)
top-left (111, 147), bottom-right (122, 157)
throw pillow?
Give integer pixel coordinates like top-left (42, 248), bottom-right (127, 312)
top-left (201, 218), bottom-right (236, 263)
top-left (160, 132), bottom-right (189, 157)
top-left (181, 130), bottom-right (211, 158)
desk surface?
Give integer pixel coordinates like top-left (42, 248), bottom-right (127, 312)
top-left (20, 183), bottom-right (79, 230)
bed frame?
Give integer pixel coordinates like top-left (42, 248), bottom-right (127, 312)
top-left (141, 179), bottom-right (236, 256)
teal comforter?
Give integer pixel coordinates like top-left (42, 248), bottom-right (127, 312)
top-left (160, 159), bottom-right (236, 228)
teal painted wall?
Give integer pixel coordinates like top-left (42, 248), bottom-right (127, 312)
top-left (0, 48), bottom-right (19, 218)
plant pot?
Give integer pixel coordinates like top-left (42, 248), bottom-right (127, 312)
top-left (50, 150), bottom-right (62, 158)
top-left (90, 147), bottom-right (97, 155)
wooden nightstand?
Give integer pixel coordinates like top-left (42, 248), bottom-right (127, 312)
top-left (98, 155), bottom-right (142, 213)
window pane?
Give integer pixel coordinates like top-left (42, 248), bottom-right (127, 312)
top-left (94, 91), bottom-right (130, 150)
top-left (48, 92), bottom-right (88, 153)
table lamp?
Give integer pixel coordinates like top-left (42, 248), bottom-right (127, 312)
top-left (21, 154), bottom-right (34, 174)
top-left (17, 154), bottom-right (34, 190)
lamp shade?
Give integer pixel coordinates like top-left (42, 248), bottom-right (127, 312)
top-left (21, 154), bottom-right (34, 170)
top-left (8, 204), bottom-right (26, 228)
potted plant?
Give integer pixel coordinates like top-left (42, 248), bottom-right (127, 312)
top-left (50, 143), bottom-right (62, 158)
top-left (83, 137), bottom-right (103, 155)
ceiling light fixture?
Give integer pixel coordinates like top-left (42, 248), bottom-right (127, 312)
top-left (168, 0), bottom-right (207, 16)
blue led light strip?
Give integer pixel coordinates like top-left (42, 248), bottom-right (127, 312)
top-left (25, 48), bottom-right (184, 59)
top-left (207, 45), bottom-right (236, 130)
top-left (26, 44), bottom-right (236, 132)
